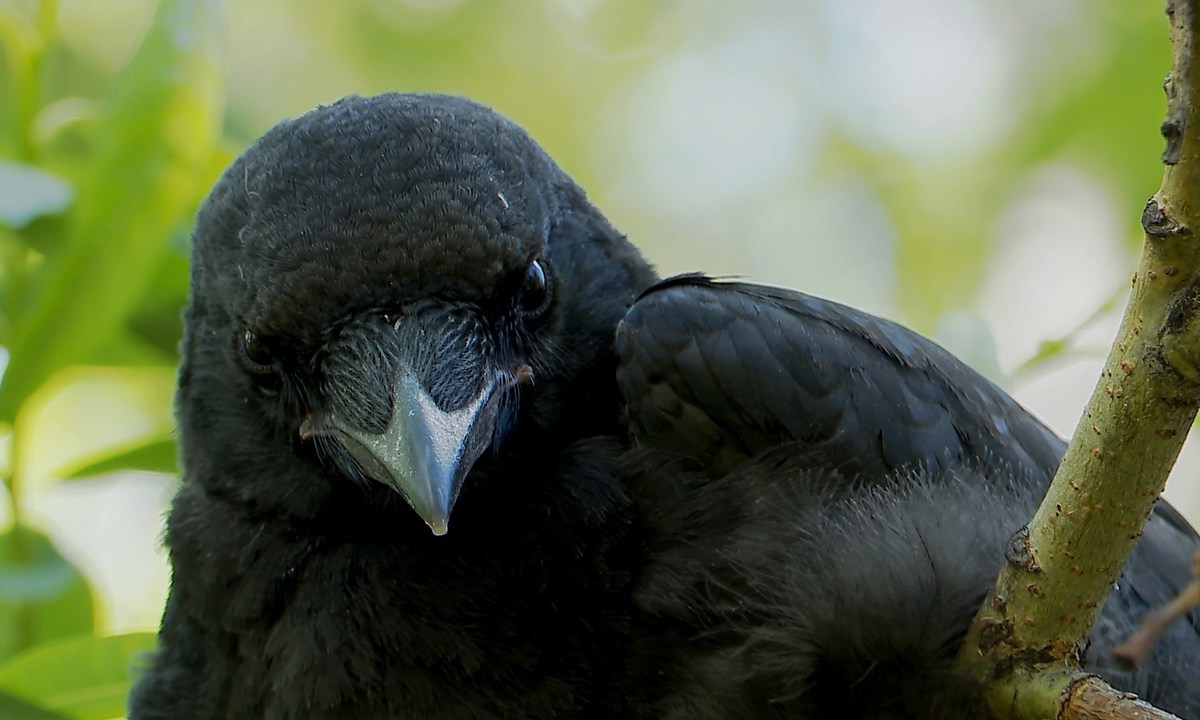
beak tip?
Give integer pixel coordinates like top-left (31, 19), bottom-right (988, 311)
top-left (331, 366), bottom-right (496, 537)
top-left (427, 517), bottom-right (450, 536)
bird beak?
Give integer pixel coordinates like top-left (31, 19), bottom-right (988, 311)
top-left (324, 366), bottom-right (500, 536)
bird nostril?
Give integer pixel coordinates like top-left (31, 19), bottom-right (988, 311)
top-left (501, 364), bottom-right (534, 390)
top-left (299, 415), bottom-right (321, 440)
top-left (495, 365), bottom-right (534, 392)
top-left (515, 364), bottom-right (534, 386)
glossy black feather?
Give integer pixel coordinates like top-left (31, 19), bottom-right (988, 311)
top-left (630, 454), bottom-right (1200, 719)
top-left (617, 274), bottom-right (1200, 716)
top-left (617, 275), bottom-right (1064, 480)
top-left (130, 93), bottom-right (1200, 720)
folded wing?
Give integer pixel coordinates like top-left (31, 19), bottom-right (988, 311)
top-left (616, 274), bottom-right (1064, 480)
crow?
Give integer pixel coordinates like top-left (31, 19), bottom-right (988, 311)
top-left (129, 93), bottom-right (1200, 719)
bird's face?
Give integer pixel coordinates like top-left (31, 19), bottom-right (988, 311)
top-left (254, 258), bottom-right (552, 536)
top-left (182, 94), bottom-right (653, 533)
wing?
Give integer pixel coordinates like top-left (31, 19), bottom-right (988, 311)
top-left (633, 457), bottom-right (1200, 717)
top-left (619, 275), bottom-right (1200, 714)
top-left (615, 274), bottom-right (1065, 480)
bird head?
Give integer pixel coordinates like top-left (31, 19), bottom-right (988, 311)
top-left (182, 94), bottom-right (655, 534)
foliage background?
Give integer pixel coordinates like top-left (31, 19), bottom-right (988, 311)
top-left (0, 0), bottom-right (1192, 717)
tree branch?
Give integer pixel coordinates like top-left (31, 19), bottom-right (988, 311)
top-left (983, 671), bottom-right (1181, 720)
top-left (954, 1), bottom-right (1200, 716)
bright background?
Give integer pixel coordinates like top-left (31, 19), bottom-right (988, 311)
top-left (0, 1), bottom-right (1192, 717)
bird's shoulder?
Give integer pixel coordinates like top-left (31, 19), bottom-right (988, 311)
top-left (614, 274), bottom-right (1064, 478)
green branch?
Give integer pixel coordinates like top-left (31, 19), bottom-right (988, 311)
top-left (954, 1), bottom-right (1200, 717)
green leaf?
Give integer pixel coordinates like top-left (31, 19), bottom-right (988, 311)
top-left (124, 228), bottom-right (194, 358)
top-left (0, 0), bottom-right (225, 422)
top-left (11, 211), bottom-right (68, 262)
top-left (0, 633), bottom-right (156, 720)
top-left (0, 9), bottom-right (39, 159)
top-left (59, 437), bottom-right (177, 480)
top-left (0, 542), bottom-right (76, 602)
top-left (0, 162), bottom-right (72, 228)
top-left (1010, 2), bottom-right (1166, 230)
top-left (0, 528), bottom-right (94, 662)
top-left (0, 690), bottom-right (70, 720)
top-left (85, 329), bottom-right (177, 369)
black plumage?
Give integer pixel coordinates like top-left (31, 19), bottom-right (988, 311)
top-left (129, 93), bottom-right (1200, 720)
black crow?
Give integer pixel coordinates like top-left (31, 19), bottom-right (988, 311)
top-left (129, 93), bottom-right (1200, 720)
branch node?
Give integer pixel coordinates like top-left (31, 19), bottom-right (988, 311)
top-left (1162, 0), bottom-right (1193, 164)
top-left (1141, 198), bottom-right (1189, 238)
top-left (1005, 526), bottom-right (1041, 573)
top-left (1158, 276), bottom-right (1200, 381)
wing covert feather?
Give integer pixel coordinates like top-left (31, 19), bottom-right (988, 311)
top-left (615, 275), bottom-right (1065, 479)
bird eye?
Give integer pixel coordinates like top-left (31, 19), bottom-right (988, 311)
top-left (240, 329), bottom-right (276, 372)
top-left (518, 259), bottom-right (550, 316)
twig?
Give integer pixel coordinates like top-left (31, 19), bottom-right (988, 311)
top-left (1111, 551), bottom-right (1200, 667)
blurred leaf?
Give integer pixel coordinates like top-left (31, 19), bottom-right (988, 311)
top-left (0, 690), bottom-right (70, 720)
top-left (1012, 2), bottom-right (1166, 228)
top-left (0, 632), bottom-right (155, 720)
top-left (0, 162), bottom-right (72, 228)
top-left (0, 0), bottom-right (225, 422)
top-left (125, 229), bottom-right (192, 358)
top-left (31, 98), bottom-right (103, 189)
top-left (125, 145), bottom-right (232, 358)
top-left (0, 10), bottom-right (38, 71)
top-left (1010, 291), bottom-right (1123, 382)
top-left (0, 528), bottom-right (94, 661)
top-left (59, 436), bottom-right (177, 480)
top-left (12, 210), bottom-right (67, 261)
top-left (0, 539), bottom-right (76, 602)
top-left (32, 98), bottom-right (102, 152)
top-left (0, 8), bottom-right (39, 159)
top-left (86, 329), bottom-right (177, 369)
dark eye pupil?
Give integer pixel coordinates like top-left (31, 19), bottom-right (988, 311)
top-left (242, 330), bottom-right (274, 368)
top-left (519, 260), bottom-right (548, 313)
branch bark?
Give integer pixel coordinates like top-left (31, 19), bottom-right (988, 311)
top-left (953, 1), bottom-right (1200, 717)
top-left (984, 671), bottom-right (1181, 720)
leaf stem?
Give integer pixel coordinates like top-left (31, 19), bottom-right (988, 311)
top-left (14, 0), bottom-right (59, 162)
